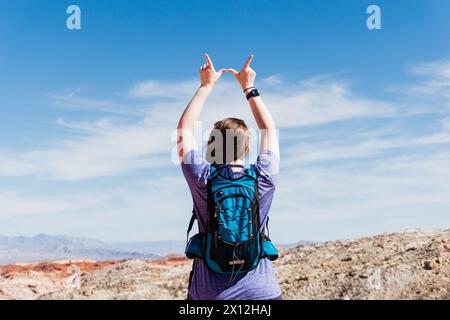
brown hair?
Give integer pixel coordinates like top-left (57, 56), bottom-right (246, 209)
top-left (206, 118), bottom-right (250, 164)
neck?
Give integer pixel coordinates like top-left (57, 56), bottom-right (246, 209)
top-left (229, 159), bottom-right (245, 172)
top-left (230, 159), bottom-right (244, 166)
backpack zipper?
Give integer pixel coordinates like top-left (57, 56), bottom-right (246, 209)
top-left (212, 185), bottom-right (255, 201)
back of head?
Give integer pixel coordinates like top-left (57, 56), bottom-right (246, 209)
top-left (206, 118), bottom-right (250, 165)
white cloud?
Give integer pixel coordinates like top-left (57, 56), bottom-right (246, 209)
top-left (442, 117), bottom-right (450, 131)
top-left (0, 189), bottom-right (102, 219)
top-left (410, 60), bottom-right (450, 83)
top-left (284, 131), bottom-right (450, 164)
top-left (129, 79), bottom-right (198, 99)
top-left (265, 82), bottom-right (394, 127)
top-left (0, 115), bottom-right (176, 181)
top-left (261, 75), bottom-right (283, 85)
top-left (391, 60), bottom-right (450, 102)
top-left (26, 122), bottom-right (173, 181)
top-left (0, 151), bottom-right (36, 176)
top-left (49, 92), bottom-right (142, 116)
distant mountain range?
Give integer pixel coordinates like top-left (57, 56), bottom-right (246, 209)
top-left (0, 234), bottom-right (314, 265)
top-left (277, 240), bottom-right (317, 249)
top-left (113, 240), bottom-right (186, 257)
top-left (0, 234), bottom-right (167, 265)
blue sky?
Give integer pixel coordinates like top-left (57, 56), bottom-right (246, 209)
top-left (0, 0), bottom-right (449, 243)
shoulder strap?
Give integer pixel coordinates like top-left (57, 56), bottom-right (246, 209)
top-left (187, 258), bottom-right (197, 298)
top-left (265, 216), bottom-right (270, 237)
top-left (186, 207), bottom-right (196, 244)
top-left (209, 164), bottom-right (222, 180)
top-left (245, 165), bottom-right (258, 180)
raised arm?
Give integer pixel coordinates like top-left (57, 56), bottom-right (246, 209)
top-left (227, 55), bottom-right (279, 156)
top-left (177, 54), bottom-right (225, 161)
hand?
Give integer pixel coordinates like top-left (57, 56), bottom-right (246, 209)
top-left (226, 55), bottom-right (256, 91)
top-left (200, 54), bottom-right (226, 88)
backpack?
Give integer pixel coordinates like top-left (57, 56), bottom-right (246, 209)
top-left (185, 164), bottom-right (279, 284)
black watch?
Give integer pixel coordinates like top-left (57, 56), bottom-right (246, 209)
top-left (246, 88), bottom-right (260, 100)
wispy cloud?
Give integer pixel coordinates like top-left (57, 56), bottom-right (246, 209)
top-left (129, 79), bottom-right (198, 99)
top-left (261, 75), bottom-right (283, 86)
top-left (49, 90), bottom-right (143, 116)
top-left (443, 117), bottom-right (450, 130)
top-left (0, 115), bottom-right (175, 181)
top-left (0, 189), bottom-right (99, 219)
top-left (284, 128), bottom-right (450, 164)
top-left (0, 151), bottom-right (36, 176)
top-left (409, 60), bottom-right (450, 97)
top-left (266, 81), bottom-right (395, 127)
top-left (389, 60), bottom-right (450, 108)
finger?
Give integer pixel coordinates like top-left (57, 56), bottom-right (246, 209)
top-left (205, 53), bottom-right (215, 70)
top-left (217, 68), bottom-right (226, 75)
top-left (203, 64), bottom-right (207, 70)
top-left (226, 68), bottom-right (239, 76)
top-left (244, 54), bottom-right (254, 68)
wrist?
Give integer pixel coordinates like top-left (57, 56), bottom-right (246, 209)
top-left (243, 84), bottom-right (255, 92)
top-left (245, 88), bottom-right (260, 100)
top-left (200, 83), bottom-right (214, 91)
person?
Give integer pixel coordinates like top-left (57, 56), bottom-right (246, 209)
top-left (177, 53), bottom-right (282, 300)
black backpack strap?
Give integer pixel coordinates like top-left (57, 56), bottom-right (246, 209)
top-left (186, 258), bottom-right (197, 299)
top-left (186, 206), bottom-right (199, 299)
top-left (186, 207), bottom-right (196, 244)
top-left (206, 165), bottom-right (219, 233)
top-left (265, 216), bottom-right (270, 238)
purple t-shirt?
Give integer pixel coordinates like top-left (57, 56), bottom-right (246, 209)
top-left (181, 149), bottom-right (282, 300)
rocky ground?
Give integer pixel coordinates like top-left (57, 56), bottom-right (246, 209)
top-left (276, 229), bottom-right (449, 299)
top-left (0, 229), bottom-right (448, 300)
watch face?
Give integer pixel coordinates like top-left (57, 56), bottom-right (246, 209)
top-left (246, 89), bottom-right (260, 99)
